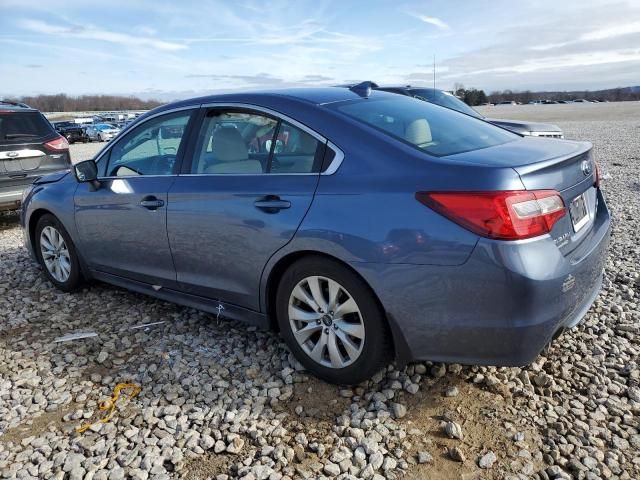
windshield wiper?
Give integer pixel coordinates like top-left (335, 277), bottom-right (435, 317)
top-left (4, 133), bottom-right (40, 139)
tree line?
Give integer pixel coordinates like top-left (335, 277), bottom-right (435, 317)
top-left (3, 94), bottom-right (163, 112)
top-left (487, 86), bottom-right (640, 104)
top-left (452, 84), bottom-right (640, 105)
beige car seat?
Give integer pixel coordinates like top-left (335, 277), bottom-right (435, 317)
top-left (204, 127), bottom-right (263, 174)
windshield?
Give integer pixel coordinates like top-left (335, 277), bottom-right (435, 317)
top-left (408, 89), bottom-right (482, 118)
top-left (330, 95), bottom-right (517, 157)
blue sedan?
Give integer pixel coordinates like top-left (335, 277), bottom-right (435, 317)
top-left (21, 85), bottom-right (610, 385)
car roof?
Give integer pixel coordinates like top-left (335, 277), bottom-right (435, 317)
top-left (155, 87), bottom-right (396, 113)
top-left (0, 100), bottom-right (37, 112)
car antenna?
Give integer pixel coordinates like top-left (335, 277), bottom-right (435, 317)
top-left (349, 81), bottom-right (378, 98)
top-left (432, 54), bottom-right (436, 101)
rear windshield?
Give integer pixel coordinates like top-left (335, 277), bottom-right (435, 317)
top-left (329, 96), bottom-right (517, 157)
top-left (0, 111), bottom-right (54, 144)
top-left (409, 88), bottom-right (483, 119)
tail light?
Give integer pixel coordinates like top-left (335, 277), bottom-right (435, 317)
top-left (44, 136), bottom-right (69, 151)
top-left (416, 190), bottom-right (566, 240)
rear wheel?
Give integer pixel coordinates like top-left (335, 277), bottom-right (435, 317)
top-left (35, 214), bottom-right (83, 292)
top-left (276, 256), bottom-right (391, 385)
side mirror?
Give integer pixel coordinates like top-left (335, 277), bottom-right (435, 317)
top-left (74, 160), bottom-right (100, 190)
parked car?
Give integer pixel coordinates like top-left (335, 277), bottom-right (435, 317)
top-left (86, 124), bottom-right (120, 142)
top-left (0, 101), bottom-right (70, 212)
top-left (21, 86), bottom-right (610, 384)
top-left (53, 121), bottom-right (90, 144)
top-left (372, 85), bottom-right (564, 138)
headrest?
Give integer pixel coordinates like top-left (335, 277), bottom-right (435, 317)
top-left (405, 119), bottom-right (432, 146)
top-left (211, 127), bottom-right (249, 162)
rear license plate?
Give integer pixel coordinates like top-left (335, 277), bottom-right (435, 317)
top-left (569, 192), bottom-right (588, 232)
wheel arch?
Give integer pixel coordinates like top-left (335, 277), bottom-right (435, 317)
top-left (263, 250), bottom-right (411, 365)
top-left (28, 208), bottom-right (91, 279)
top-left (28, 208), bottom-right (54, 251)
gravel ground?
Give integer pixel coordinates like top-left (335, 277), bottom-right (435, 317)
top-left (1, 104), bottom-right (638, 479)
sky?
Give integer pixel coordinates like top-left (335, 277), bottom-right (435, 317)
top-left (1, 0), bottom-right (639, 100)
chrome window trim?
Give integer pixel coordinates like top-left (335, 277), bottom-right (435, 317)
top-left (324, 142), bottom-right (344, 175)
top-left (197, 102), bottom-right (344, 176)
top-left (200, 102), bottom-right (325, 142)
top-left (94, 105), bottom-right (198, 179)
top-left (98, 174), bottom-right (178, 180)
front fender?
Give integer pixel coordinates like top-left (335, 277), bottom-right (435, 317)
top-left (22, 174), bottom-right (80, 262)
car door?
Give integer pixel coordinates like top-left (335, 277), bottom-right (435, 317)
top-left (167, 106), bottom-right (327, 310)
top-left (74, 108), bottom-right (196, 287)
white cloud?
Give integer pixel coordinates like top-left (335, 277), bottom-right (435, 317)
top-left (411, 14), bottom-right (450, 30)
top-left (581, 20), bottom-right (640, 41)
top-left (18, 19), bottom-right (187, 51)
top-left (443, 49), bottom-right (640, 77)
top-left (530, 20), bottom-right (640, 51)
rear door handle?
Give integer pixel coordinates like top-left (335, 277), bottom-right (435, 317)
top-left (254, 196), bottom-right (291, 212)
top-left (140, 196), bottom-right (165, 210)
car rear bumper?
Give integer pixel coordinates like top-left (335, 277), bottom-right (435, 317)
top-left (351, 189), bottom-right (611, 366)
top-left (0, 186), bottom-right (24, 211)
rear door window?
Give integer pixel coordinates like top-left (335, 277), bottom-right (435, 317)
top-left (270, 121), bottom-right (321, 174)
top-left (190, 110), bottom-right (323, 174)
top-left (0, 112), bottom-right (54, 145)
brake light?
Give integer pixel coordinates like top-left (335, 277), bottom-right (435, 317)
top-left (44, 136), bottom-right (69, 151)
top-left (416, 190), bottom-right (566, 240)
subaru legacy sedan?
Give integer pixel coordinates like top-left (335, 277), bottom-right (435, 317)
top-left (21, 86), bottom-right (610, 385)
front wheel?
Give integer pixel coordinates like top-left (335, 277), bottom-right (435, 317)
top-left (276, 256), bottom-right (391, 385)
top-left (35, 214), bottom-right (83, 292)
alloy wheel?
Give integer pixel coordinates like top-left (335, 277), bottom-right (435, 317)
top-left (288, 275), bottom-right (365, 368)
top-left (40, 226), bottom-right (71, 283)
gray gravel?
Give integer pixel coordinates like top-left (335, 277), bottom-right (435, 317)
top-left (1, 104), bottom-right (639, 479)
top-left (67, 141), bottom-right (105, 163)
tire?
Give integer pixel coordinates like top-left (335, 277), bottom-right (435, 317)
top-left (276, 256), bottom-right (391, 385)
top-left (35, 214), bottom-right (83, 292)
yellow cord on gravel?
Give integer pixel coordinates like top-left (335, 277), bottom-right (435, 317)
top-left (76, 383), bottom-right (141, 433)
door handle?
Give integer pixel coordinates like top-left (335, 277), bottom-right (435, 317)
top-left (254, 196), bottom-right (291, 212)
top-left (140, 196), bottom-right (165, 210)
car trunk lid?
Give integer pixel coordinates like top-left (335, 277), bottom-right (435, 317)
top-left (444, 137), bottom-right (597, 254)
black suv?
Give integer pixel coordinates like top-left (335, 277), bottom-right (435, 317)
top-left (53, 121), bottom-right (90, 144)
top-left (0, 101), bottom-right (70, 211)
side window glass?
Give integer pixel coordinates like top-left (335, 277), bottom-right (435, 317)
top-left (191, 111), bottom-right (277, 174)
top-left (270, 121), bottom-right (320, 173)
top-left (105, 111), bottom-right (192, 177)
